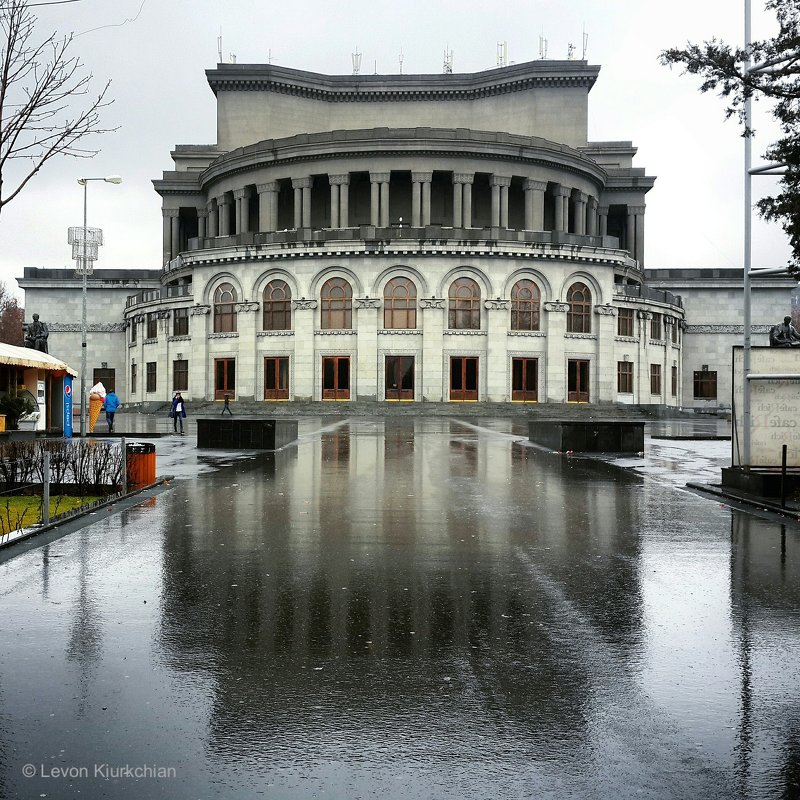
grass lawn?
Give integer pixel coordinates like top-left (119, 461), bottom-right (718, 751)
top-left (0, 495), bottom-right (105, 535)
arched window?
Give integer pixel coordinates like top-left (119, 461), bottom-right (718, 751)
top-left (511, 280), bottom-right (541, 331)
top-left (321, 277), bottom-right (352, 329)
top-left (384, 277), bottom-right (417, 329)
top-left (213, 282), bottom-right (237, 333)
top-left (448, 277), bottom-right (481, 330)
top-left (263, 279), bottom-right (291, 330)
top-left (566, 282), bottom-right (592, 333)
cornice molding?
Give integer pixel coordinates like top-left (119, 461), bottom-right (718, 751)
top-left (48, 322), bottom-right (125, 332)
top-left (378, 329), bottom-right (422, 335)
top-left (257, 330), bottom-right (295, 336)
top-left (443, 329), bottom-right (487, 336)
top-left (314, 329), bottom-right (357, 335)
top-left (507, 330), bottom-right (545, 337)
top-left (208, 332), bottom-right (239, 339)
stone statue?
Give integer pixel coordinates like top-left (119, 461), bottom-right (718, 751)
top-left (769, 315), bottom-right (800, 348)
top-left (23, 313), bottom-right (49, 353)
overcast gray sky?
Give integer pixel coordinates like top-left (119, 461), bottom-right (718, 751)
top-left (0, 0), bottom-right (790, 298)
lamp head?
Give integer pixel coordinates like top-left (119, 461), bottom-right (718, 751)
top-left (105, 175), bottom-right (123, 184)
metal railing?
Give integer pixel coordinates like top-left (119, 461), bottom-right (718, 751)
top-left (126, 284), bottom-right (192, 309)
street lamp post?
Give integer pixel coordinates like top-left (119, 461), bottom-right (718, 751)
top-left (75, 175), bottom-right (122, 437)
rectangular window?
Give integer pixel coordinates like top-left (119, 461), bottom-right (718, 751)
top-left (693, 370), bottom-right (717, 399)
top-left (617, 361), bottom-right (633, 394)
top-left (146, 361), bottom-right (156, 393)
top-left (146, 312), bottom-right (158, 339)
top-left (650, 313), bottom-right (662, 340)
top-left (173, 359), bottom-right (188, 392)
top-left (173, 307), bottom-right (189, 337)
top-left (131, 363), bottom-right (137, 395)
top-left (671, 365), bottom-right (678, 397)
top-left (617, 308), bottom-right (634, 337)
top-left (650, 364), bottom-right (661, 395)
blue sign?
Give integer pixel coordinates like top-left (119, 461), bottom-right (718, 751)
top-left (64, 376), bottom-right (73, 438)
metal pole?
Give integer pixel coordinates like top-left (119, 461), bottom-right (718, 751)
top-left (42, 450), bottom-right (50, 526)
top-left (121, 436), bottom-right (127, 495)
top-left (742, 0), bottom-right (752, 466)
top-left (80, 180), bottom-right (88, 437)
top-left (781, 443), bottom-right (788, 508)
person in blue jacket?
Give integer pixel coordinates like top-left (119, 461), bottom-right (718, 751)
top-left (103, 390), bottom-right (121, 434)
top-left (171, 392), bottom-right (187, 434)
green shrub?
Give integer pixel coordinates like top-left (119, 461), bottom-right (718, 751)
top-left (0, 393), bottom-right (36, 430)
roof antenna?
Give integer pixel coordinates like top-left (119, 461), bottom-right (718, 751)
top-left (443, 46), bottom-right (453, 74)
top-left (539, 33), bottom-right (548, 60)
top-left (567, 42), bottom-right (575, 60)
top-left (217, 28), bottom-right (223, 64)
top-left (352, 47), bottom-right (362, 75)
top-left (399, 47), bottom-right (404, 74)
top-left (496, 41), bottom-right (508, 67)
top-left (582, 28), bottom-right (589, 60)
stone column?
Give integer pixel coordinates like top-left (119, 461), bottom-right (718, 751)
top-left (575, 192), bottom-right (587, 236)
top-left (161, 209), bottom-right (177, 265)
top-left (171, 213), bottom-right (180, 258)
top-left (188, 305), bottom-right (211, 399)
top-left (218, 196), bottom-right (231, 236)
top-left (420, 298), bottom-right (445, 401)
top-left (490, 180), bottom-right (501, 227)
top-left (234, 301), bottom-right (260, 400)
top-left (587, 196), bottom-right (598, 236)
top-left (598, 205), bottom-right (609, 237)
top-left (291, 179), bottom-right (304, 229)
top-left (300, 178), bottom-right (313, 228)
top-left (462, 178), bottom-right (473, 228)
top-left (626, 206), bottom-right (636, 256)
top-left (452, 181), bottom-right (462, 228)
top-left (234, 192), bottom-right (242, 234)
top-left (329, 177), bottom-right (340, 228)
top-left (197, 208), bottom-right (207, 240)
top-left (594, 305), bottom-right (617, 402)
top-left (524, 179), bottom-right (547, 231)
top-left (206, 200), bottom-right (218, 237)
top-left (257, 182), bottom-right (279, 232)
top-left (413, 172), bottom-right (432, 227)
top-left (544, 301), bottom-right (569, 401)
top-left (330, 174), bottom-right (350, 228)
top-left (631, 206), bottom-right (646, 265)
top-left (553, 186), bottom-right (570, 233)
top-left (355, 298), bottom-right (381, 400)
top-left (380, 178), bottom-right (390, 228)
top-left (411, 177), bottom-right (422, 227)
top-left (234, 187), bottom-right (250, 234)
top-left (370, 175), bottom-right (380, 227)
top-left (292, 300), bottom-right (317, 400)
top-left (490, 176), bottom-right (511, 228)
top-left (485, 300), bottom-right (510, 401)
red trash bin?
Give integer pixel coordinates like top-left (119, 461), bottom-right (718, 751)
top-left (126, 442), bottom-right (156, 489)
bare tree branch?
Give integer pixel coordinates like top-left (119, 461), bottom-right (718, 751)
top-left (0, 0), bottom-right (116, 216)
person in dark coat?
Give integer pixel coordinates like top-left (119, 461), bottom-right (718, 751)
top-left (171, 392), bottom-right (187, 434)
top-left (103, 390), bottom-right (121, 433)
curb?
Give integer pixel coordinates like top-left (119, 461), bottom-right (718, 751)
top-left (686, 481), bottom-right (800, 522)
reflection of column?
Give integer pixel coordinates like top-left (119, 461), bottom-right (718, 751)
top-left (197, 208), bottom-right (207, 240)
top-left (598, 204), bottom-right (609, 237)
top-left (257, 182), bottom-right (279, 232)
top-left (587, 196), bottom-right (598, 236)
top-left (207, 200), bottom-right (217, 237)
top-left (524, 179), bottom-right (546, 231)
top-left (491, 176), bottom-right (511, 228)
top-left (553, 186), bottom-right (569, 232)
top-left (454, 173), bottom-right (473, 228)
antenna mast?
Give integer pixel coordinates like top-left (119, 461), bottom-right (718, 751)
top-left (443, 46), bottom-right (453, 74)
top-left (352, 47), bottom-right (362, 75)
top-left (399, 47), bottom-right (404, 74)
top-left (539, 34), bottom-right (548, 60)
top-left (496, 41), bottom-right (508, 67)
top-left (217, 29), bottom-right (223, 63)
top-left (582, 29), bottom-right (589, 60)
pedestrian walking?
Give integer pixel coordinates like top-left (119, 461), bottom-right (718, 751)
top-left (221, 392), bottom-right (233, 415)
top-left (171, 392), bottom-right (187, 434)
top-left (103, 390), bottom-right (121, 434)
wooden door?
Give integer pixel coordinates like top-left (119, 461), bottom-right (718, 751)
top-left (322, 356), bottom-right (350, 400)
top-left (449, 357), bottom-right (478, 401)
top-left (567, 359), bottom-right (590, 403)
top-left (264, 357), bottom-right (289, 400)
top-left (511, 358), bottom-right (538, 402)
top-left (385, 356), bottom-right (414, 401)
top-left (214, 358), bottom-right (235, 400)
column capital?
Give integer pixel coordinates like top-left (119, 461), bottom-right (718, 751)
top-left (162, 207), bottom-right (180, 218)
top-left (329, 174), bottom-right (350, 186)
top-left (355, 297), bottom-right (381, 309)
top-left (257, 181), bottom-right (279, 193)
top-left (524, 179), bottom-right (548, 192)
top-left (598, 205), bottom-right (610, 215)
top-left (552, 185), bottom-right (571, 198)
top-left (233, 187), bottom-right (251, 200)
top-left (628, 205), bottom-right (646, 215)
top-left (594, 304), bottom-right (617, 316)
top-left (576, 191), bottom-right (588, 203)
top-left (544, 301), bottom-right (570, 313)
top-left (490, 175), bottom-right (512, 187)
top-left (234, 301), bottom-right (260, 313)
top-left (419, 298), bottom-right (446, 310)
top-left (453, 173), bottom-right (474, 185)
top-left (484, 299), bottom-right (510, 310)
top-left (197, 208), bottom-right (208, 218)
top-left (293, 299), bottom-right (318, 310)
top-left (411, 171), bottom-right (433, 183)
top-left (587, 195), bottom-right (598, 209)
top-left (216, 195), bottom-right (230, 207)
top-left (370, 172), bottom-right (391, 183)
top-left (292, 177), bottom-right (313, 190)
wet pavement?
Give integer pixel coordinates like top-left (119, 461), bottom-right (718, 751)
top-left (1, 416), bottom-right (799, 799)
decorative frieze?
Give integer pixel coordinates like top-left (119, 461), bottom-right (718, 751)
top-left (594, 305), bottom-right (617, 316)
top-left (168, 336), bottom-right (191, 343)
top-left (208, 332), bottom-right (239, 339)
top-left (564, 333), bottom-right (597, 340)
top-left (355, 297), bottom-right (381, 309)
top-left (615, 336), bottom-right (639, 343)
top-left (507, 330), bottom-right (546, 337)
top-left (314, 329), bottom-right (358, 335)
top-left (257, 330), bottom-right (295, 337)
top-left (485, 299), bottom-right (510, 310)
top-left (235, 302), bottom-right (260, 313)
top-left (293, 299), bottom-right (318, 310)
top-left (443, 330), bottom-right (488, 336)
top-left (685, 324), bottom-right (772, 334)
top-left (190, 305), bottom-right (211, 315)
top-left (544, 302), bottom-right (569, 313)
top-left (143, 338), bottom-right (158, 345)
top-left (48, 322), bottom-right (126, 332)
top-left (378, 329), bottom-right (422, 335)
top-left (419, 298), bottom-right (446, 309)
